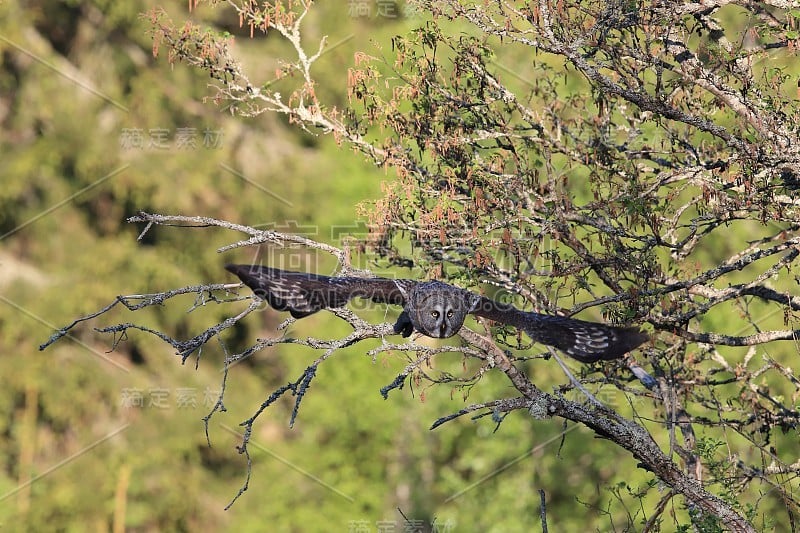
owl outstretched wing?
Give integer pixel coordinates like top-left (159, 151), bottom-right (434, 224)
top-left (225, 264), bottom-right (412, 319)
top-left (226, 265), bottom-right (647, 362)
top-left (471, 296), bottom-right (648, 363)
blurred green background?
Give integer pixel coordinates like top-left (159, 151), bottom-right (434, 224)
top-left (1, 2), bottom-right (793, 532)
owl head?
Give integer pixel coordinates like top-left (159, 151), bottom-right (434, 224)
top-left (407, 281), bottom-right (474, 338)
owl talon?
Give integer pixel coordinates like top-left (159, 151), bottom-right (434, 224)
top-left (393, 311), bottom-right (414, 337)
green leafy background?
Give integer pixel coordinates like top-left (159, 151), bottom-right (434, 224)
top-left (1, 2), bottom-right (795, 531)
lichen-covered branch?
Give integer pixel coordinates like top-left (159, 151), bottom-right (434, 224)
top-left (68, 0), bottom-right (800, 526)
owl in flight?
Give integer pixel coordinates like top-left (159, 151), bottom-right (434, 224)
top-left (225, 265), bottom-right (648, 363)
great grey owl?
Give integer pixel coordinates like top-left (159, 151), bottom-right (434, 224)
top-left (225, 265), bottom-right (648, 363)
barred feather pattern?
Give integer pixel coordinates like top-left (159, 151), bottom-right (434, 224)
top-left (226, 265), bottom-right (648, 363)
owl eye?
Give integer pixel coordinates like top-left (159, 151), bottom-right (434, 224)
top-left (446, 309), bottom-right (454, 318)
top-left (430, 310), bottom-right (440, 318)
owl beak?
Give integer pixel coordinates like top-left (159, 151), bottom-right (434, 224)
top-left (440, 323), bottom-right (447, 338)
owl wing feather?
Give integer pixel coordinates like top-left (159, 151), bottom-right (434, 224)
top-left (470, 296), bottom-right (648, 363)
top-left (226, 265), bottom-right (647, 362)
top-left (225, 264), bottom-right (411, 319)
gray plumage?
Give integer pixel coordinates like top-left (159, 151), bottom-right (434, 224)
top-left (225, 265), bottom-right (648, 363)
